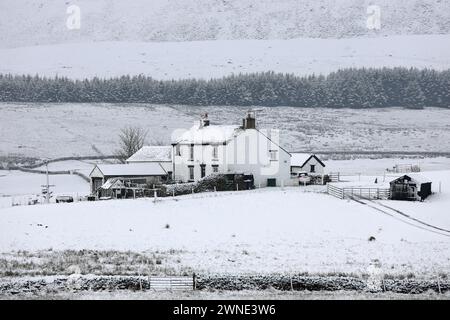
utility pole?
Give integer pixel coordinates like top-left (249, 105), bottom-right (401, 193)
top-left (41, 162), bottom-right (55, 204)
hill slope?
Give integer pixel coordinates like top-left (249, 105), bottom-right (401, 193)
top-left (1, 0), bottom-right (450, 48)
top-left (1, 35), bottom-right (449, 79)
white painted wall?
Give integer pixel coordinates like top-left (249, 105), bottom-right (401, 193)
top-left (174, 128), bottom-right (291, 187)
top-left (174, 143), bottom-right (227, 182)
top-left (291, 156), bottom-right (325, 176)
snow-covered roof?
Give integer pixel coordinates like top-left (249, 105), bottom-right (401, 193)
top-left (391, 173), bottom-right (432, 184)
top-left (126, 146), bottom-right (172, 163)
top-left (290, 153), bottom-right (311, 167)
top-left (290, 153), bottom-right (325, 168)
top-left (94, 163), bottom-right (167, 177)
top-left (174, 124), bottom-right (242, 144)
top-left (100, 177), bottom-right (125, 190)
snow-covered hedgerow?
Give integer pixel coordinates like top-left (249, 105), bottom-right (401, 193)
top-left (162, 173), bottom-right (251, 197)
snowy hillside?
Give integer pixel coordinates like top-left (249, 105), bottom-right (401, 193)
top-left (1, 0), bottom-right (450, 48)
top-left (2, 103), bottom-right (450, 160)
top-left (1, 35), bottom-right (450, 80)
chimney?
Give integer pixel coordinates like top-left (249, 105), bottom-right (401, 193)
top-left (243, 111), bottom-right (256, 129)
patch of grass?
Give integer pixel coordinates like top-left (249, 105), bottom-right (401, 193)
top-left (0, 249), bottom-right (192, 277)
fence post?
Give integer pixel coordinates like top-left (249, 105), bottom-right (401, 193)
top-left (236, 184), bottom-right (239, 191)
top-left (193, 273), bottom-right (197, 291)
top-left (437, 276), bottom-right (442, 294)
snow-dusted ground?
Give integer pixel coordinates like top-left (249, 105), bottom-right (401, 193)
top-left (1, 169), bottom-right (449, 276)
top-left (325, 157), bottom-right (450, 175)
top-left (0, 170), bottom-right (89, 198)
top-left (3, 287), bottom-right (449, 300)
top-left (2, 103), bottom-right (450, 159)
top-left (3, 0), bottom-right (450, 48)
top-left (1, 35), bottom-right (450, 79)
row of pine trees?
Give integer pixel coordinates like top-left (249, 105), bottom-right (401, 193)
top-left (0, 68), bottom-right (449, 108)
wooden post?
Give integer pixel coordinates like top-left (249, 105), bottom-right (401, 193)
top-left (172, 189), bottom-right (175, 197)
top-left (153, 189), bottom-right (158, 203)
top-left (290, 275), bottom-right (294, 291)
top-left (437, 276), bottom-right (442, 294)
top-left (236, 184), bottom-right (239, 191)
top-left (193, 273), bottom-right (196, 291)
top-left (214, 186), bottom-right (217, 192)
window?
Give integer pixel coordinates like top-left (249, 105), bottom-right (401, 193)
top-left (212, 145), bottom-right (218, 159)
top-left (212, 165), bottom-right (219, 173)
top-left (310, 164), bottom-right (315, 173)
top-left (189, 144), bottom-right (194, 160)
top-left (188, 166), bottom-right (194, 181)
top-left (269, 150), bottom-right (278, 161)
top-left (175, 144), bottom-right (181, 156)
top-left (200, 164), bottom-right (206, 178)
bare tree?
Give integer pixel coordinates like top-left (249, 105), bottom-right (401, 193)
top-left (116, 126), bottom-right (148, 161)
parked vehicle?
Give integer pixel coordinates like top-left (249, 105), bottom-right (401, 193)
top-left (298, 172), bottom-right (311, 185)
top-left (55, 195), bottom-right (74, 203)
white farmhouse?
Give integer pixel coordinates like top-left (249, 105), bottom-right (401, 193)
top-left (290, 153), bottom-right (325, 176)
top-left (172, 112), bottom-right (291, 187)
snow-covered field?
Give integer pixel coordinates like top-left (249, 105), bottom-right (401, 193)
top-left (1, 168), bottom-right (449, 277)
top-left (0, 170), bottom-right (89, 197)
top-left (2, 103), bottom-right (450, 160)
top-left (1, 35), bottom-right (450, 80)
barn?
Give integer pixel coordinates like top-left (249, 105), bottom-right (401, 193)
top-left (290, 153), bottom-right (325, 176)
top-left (89, 163), bottom-right (168, 197)
top-left (389, 174), bottom-right (432, 201)
top-left (126, 146), bottom-right (173, 178)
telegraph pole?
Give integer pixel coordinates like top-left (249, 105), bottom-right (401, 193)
top-left (41, 161), bottom-right (55, 204)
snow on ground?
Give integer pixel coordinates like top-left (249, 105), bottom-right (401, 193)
top-left (0, 182), bottom-right (449, 276)
top-left (1, 35), bottom-right (450, 79)
top-left (3, 0), bottom-right (450, 48)
top-left (378, 170), bottom-right (450, 229)
top-left (3, 287), bottom-right (449, 300)
top-left (2, 104), bottom-right (450, 159)
top-left (325, 157), bottom-right (450, 175)
top-left (0, 170), bottom-right (89, 197)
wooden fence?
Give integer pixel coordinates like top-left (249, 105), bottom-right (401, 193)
top-left (328, 172), bottom-right (341, 182)
top-left (149, 275), bottom-right (195, 291)
top-left (327, 184), bottom-right (390, 200)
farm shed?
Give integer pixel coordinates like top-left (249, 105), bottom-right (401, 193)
top-left (126, 146), bottom-right (173, 177)
top-left (290, 153), bottom-right (325, 176)
top-left (389, 174), bottom-right (432, 201)
top-left (89, 163), bottom-right (168, 195)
